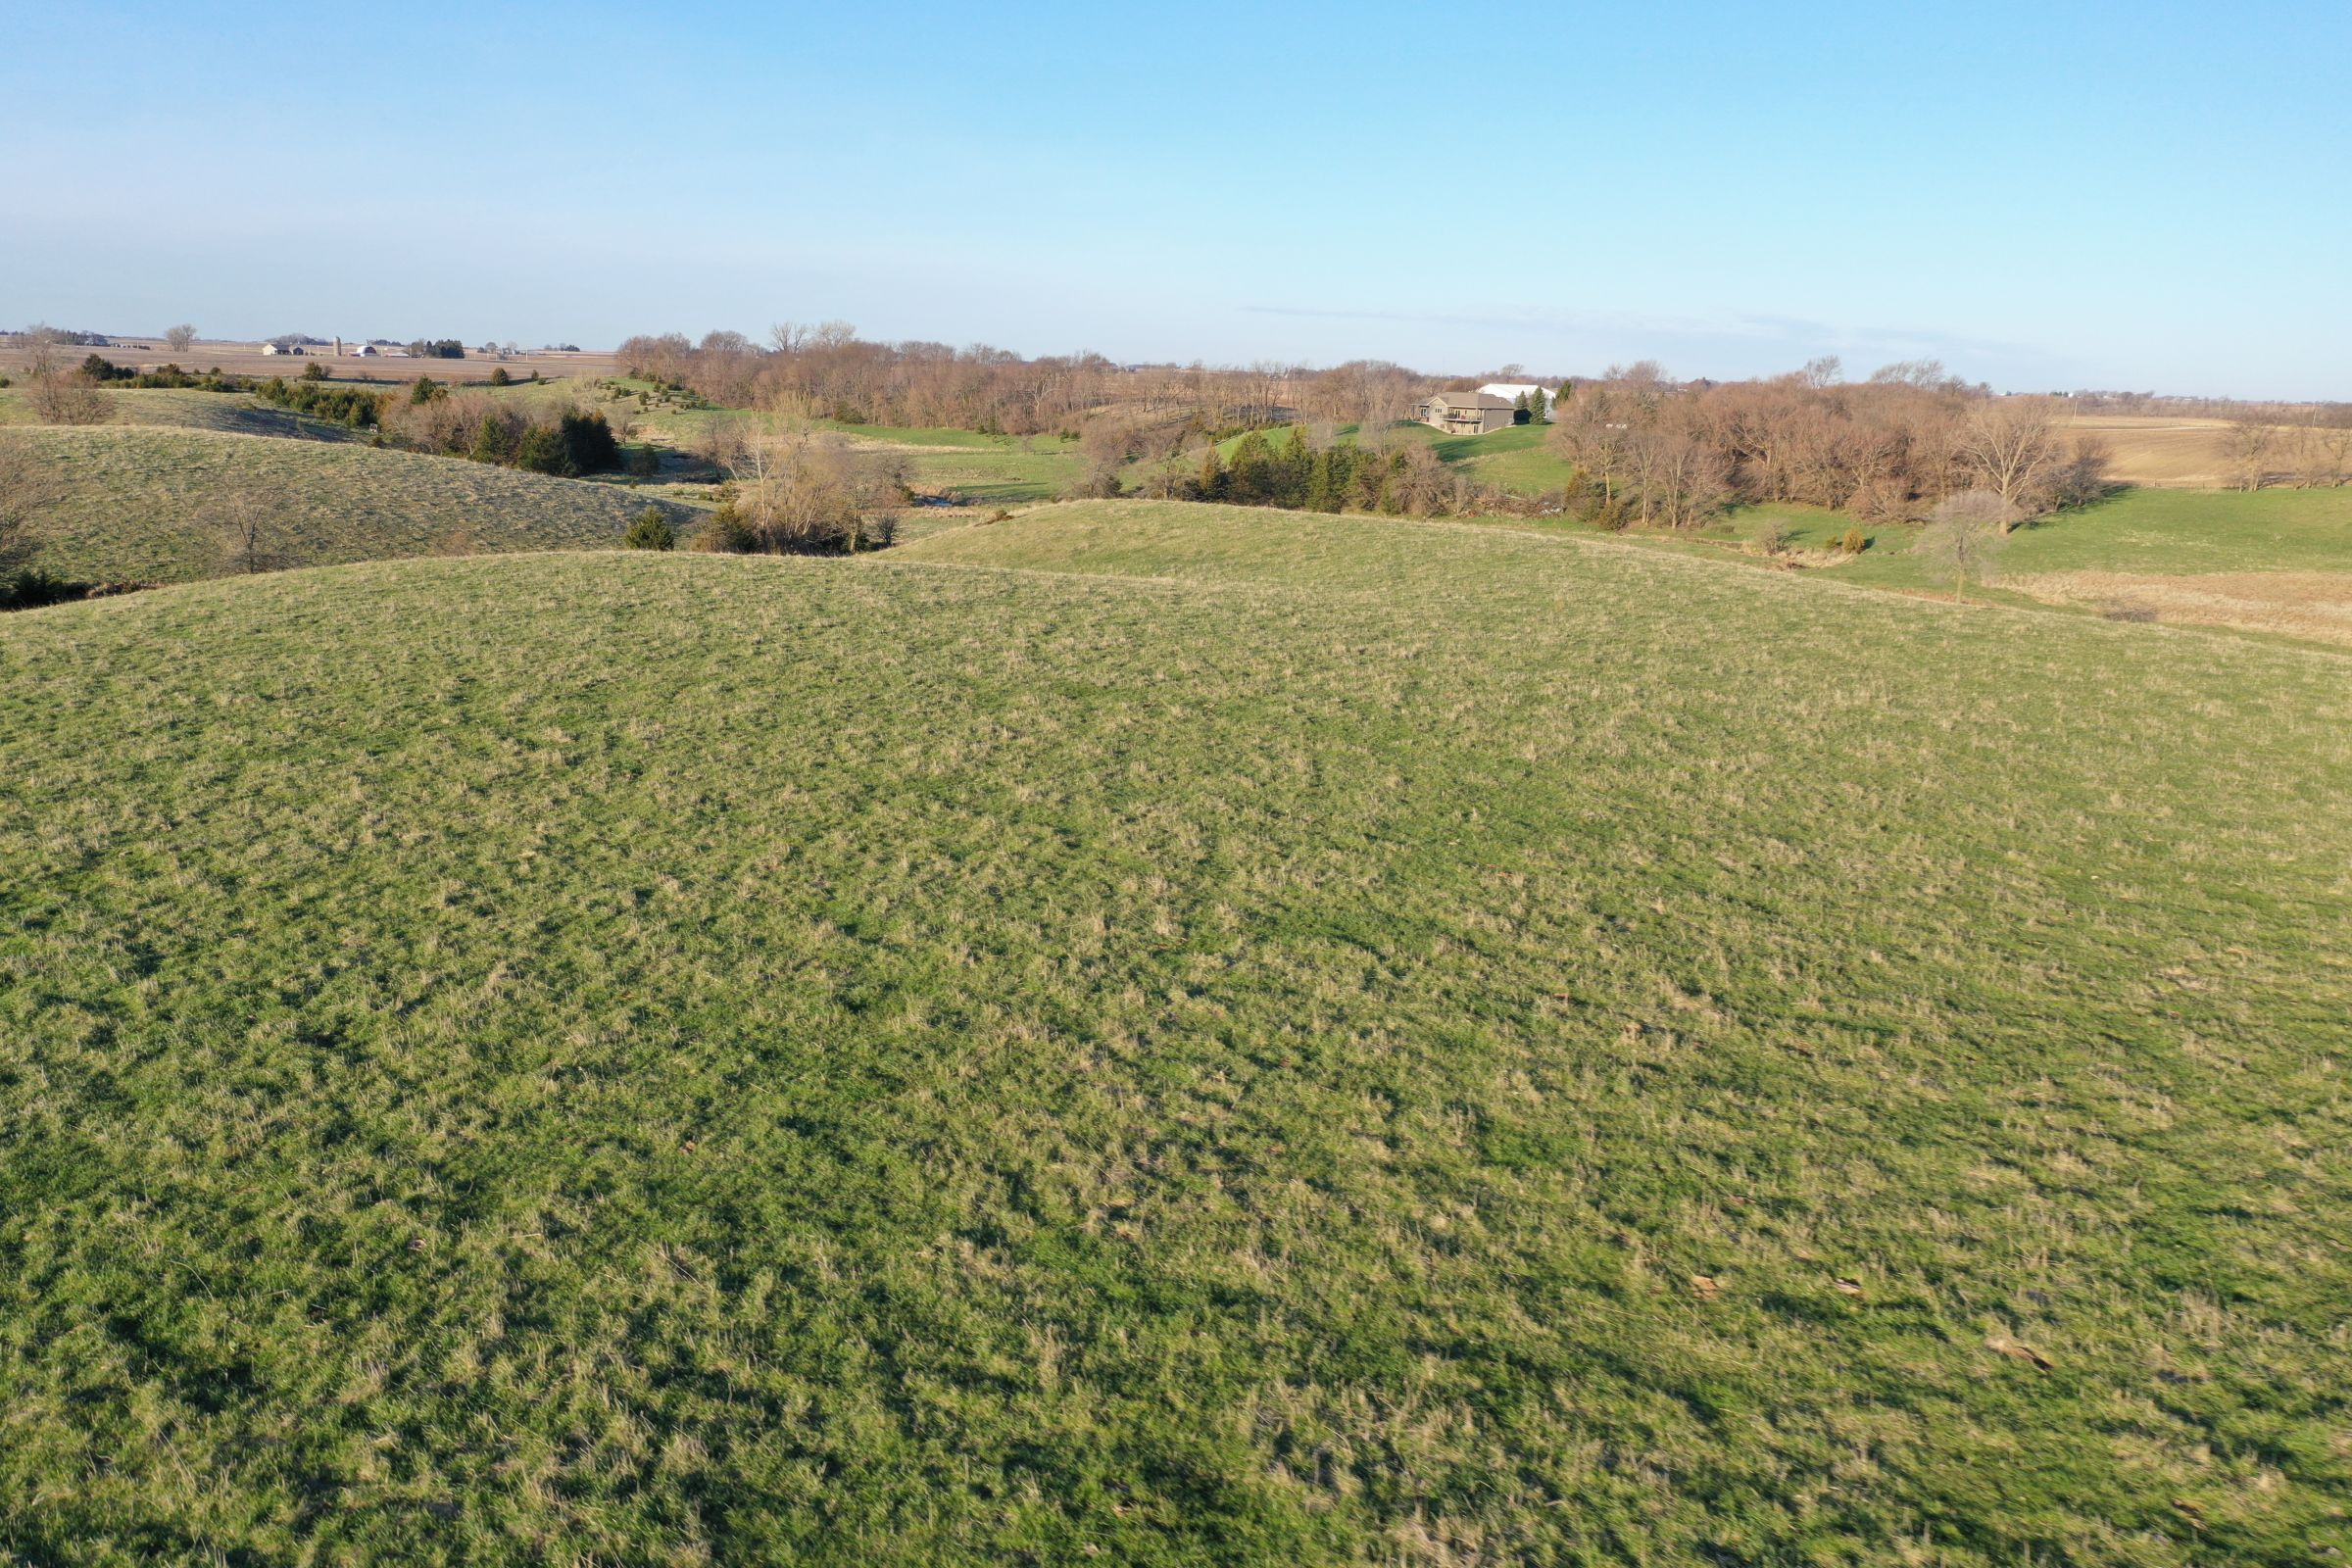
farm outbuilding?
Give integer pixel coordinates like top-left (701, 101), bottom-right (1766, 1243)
top-left (1414, 391), bottom-right (1518, 435)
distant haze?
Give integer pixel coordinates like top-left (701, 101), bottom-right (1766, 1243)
top-left (5, 1), bottom-right (2347, 399)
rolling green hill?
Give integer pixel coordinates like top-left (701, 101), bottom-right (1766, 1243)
top-left (498, 377), bottom-right (1087, 503)
top-left (3, 505), bottom-right (2347, 1563)
top-left (0, 385), bottom-right (360, 441)
top-left (8, 424), bottom-right (695, 583)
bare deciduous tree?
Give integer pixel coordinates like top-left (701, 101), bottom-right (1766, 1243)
top-left (1955, 397), bottom-right (2062, 526)
top-left (165, 323), bottom-right (197, 354)
top-left (1918, 489), bottom-right (2014, 601)
top-left (2290, 412), bottom-right (2352, 488)
top-left (2224, 414), bottom-right (2278, 492)
top-left (212, 488), bottom-right (278, 574)
top-left (1387, 442), bottom-right (1449, 516)
top-left (695, 416), bottom-right (755, 476)
top-left (721, 428), bottom-right (900, 553)
top-left (1641, 418), bottom-right (1733, 529)
top-left (1069, 417), bottom-right (1136, 499)
top-left (1868, 358), bottom-right (1965, 393)
top-left (1548, 384), bottom-right (1633, 503)
top-left (23, 340), bottom-right (110, 426)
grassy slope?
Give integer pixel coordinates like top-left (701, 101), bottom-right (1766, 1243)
top-left (1686, 486), bottom-right (2351, 579)
top-left (0, 386), bottom-right (357, 440)
top-left (543, 377), bottom-right (1087, 502)
top-left (1387, 418), bottom-right (2351, 607)
top-left (4, 506), bottom-right (2348, 1563)
top-left (1427, 422), bottom-right (1579, 493)
top-left (13, 425), bottom-right (695, 582)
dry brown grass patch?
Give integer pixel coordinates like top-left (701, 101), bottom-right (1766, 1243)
top-left (2014, 568), bottom-right (2352, 645)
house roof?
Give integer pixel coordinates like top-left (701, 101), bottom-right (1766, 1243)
top-left (1429, 392), bottom-right (1515, 410)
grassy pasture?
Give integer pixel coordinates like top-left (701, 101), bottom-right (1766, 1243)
top-left (0, 386), bottom-right (357, 440)
top-left (1396, 414), bottom-right (2299, 495)
top-left (3, 506), bottom-right (2348, 1563)
top-left (1426, 421), bottom-right (1578, 493)
top-left (1655, 487), bottom-right (2352, 642)
top-left (9, 425), bottom-right (695, 583)
top-left (514, 379), bottom-right (1089, 503)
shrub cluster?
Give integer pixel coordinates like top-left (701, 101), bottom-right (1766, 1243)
top-left (622, 507), bottom-right (675, 550)
top-left (72, 357), bottom-right (258, 393)
top-left (698, 430), bottom-right (899, 555)
top-left (383, 390), bottom-right (624, 478)
top-left (1130, 428), bottom-right (1496, 518)
top-left (258, 376), bottom-right (385, 429)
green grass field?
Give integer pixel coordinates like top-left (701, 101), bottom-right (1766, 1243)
top-left (0, 386), bottom-right (357, 441)
top-left (3, 502), bottom-right (2346, 1564)
top-left (514, 379), bottom-right (1088, 503)
top-left (1645, 488), bottom-right (2352, 647)
top-left (1679, 486), bottom-right (2352, 581)
top-left (10, 425), bottom-right (696, 583)
top-left (1425, 422), bottom-right (1580, 493)
top-left (845, 432), bottom-right (1081, 504)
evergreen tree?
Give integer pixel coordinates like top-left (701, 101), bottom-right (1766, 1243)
top-left (514, 423), bottom-right (576, 476)
top-left (1528, 385), bottom-right (1548, 422)
top-left (1377, 450), bottom-right (1409, 514)
top-left (1228, 430), bottom-right (1275, 504)
top-left (1284, 425), bottom-right (1314, 505)
top-left (1324, 445), bottom-right (1355, 512)
top-left (623, 506), bottom-right (676, 550)
top-left (1513, 391), bottom-right (1531, 424)
top-left (1303, 448), bottom-right (1337, 514)
top-left (1194, 443), bottom-right (1227, 502)
top-left (558, 410), bottom-right (622, 473)
top-left (468, 415), bottom-right (513, 465)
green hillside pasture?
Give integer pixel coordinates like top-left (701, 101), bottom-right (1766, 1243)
top-left (1690, 486), bottom-right (2352, 580)
top-left (4, 508), bottom-right (2348, 1563)
top-left (516, 380), bottom-right (1088, 503)
top-left (831, 428), bottom-right (1084, 505)
top-left (1204, 421), bottom-right (1575, 498)
top-left (10, 425), bottom-right (697, 583)
top-left (1184, 421), bottom-right (1571, 500)
top-left (1669, 487), bottom-right (2352, 644)
top-left (0, 386), bottom-right (356, 441)
top-left (1428, 421), bottom-right (1579, 493)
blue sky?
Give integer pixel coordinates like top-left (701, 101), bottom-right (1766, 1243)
top-left (5, 1), bottom-right (2345, 396)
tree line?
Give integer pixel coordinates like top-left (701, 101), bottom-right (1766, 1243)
top-left (1546, 359), bottom-right (2112, 531)
top-left (2218, 410), bottom-right (2352, 491)
top-left (618, 326), bottom-right (1436, 439)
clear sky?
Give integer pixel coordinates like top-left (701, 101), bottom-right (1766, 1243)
top-left (5, 1), bottom-right (2345, 397)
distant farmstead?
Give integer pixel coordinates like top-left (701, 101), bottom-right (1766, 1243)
top-left (1414, 391), bottom-right (1517, 435)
